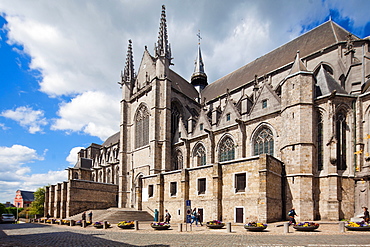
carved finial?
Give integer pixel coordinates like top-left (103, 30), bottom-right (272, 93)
top-left (121, 39), bottom-right (136, 87)
top-left (155, 5), bottom-right (172, 63)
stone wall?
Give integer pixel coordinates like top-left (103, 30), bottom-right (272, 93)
top-left (141, 155), bottom-right (283, 223)
top-left (67, 180), bottom-right (118, 217)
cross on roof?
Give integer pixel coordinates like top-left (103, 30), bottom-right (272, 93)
top-left (197, 30), bottom-right (202, 45)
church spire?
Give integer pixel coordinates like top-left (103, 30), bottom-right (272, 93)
top-left (121, 39), bottom-right (136, 86)
top-left (191, 30), bottom-right (208, 91)
top-left (155, 5), bottom-right (172, 63)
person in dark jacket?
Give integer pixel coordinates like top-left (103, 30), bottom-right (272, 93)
top-left (288, 208), bottom-right (298, 225)
top-left (362, 207), bottom-right (369, 223)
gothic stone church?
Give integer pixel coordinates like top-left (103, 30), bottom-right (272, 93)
top-left (45, 6), bottom-right (370, 223)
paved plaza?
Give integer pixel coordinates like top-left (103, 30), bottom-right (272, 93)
top-left (1, 221), bottom-right (370, 247)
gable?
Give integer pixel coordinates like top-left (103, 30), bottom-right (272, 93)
top-left (217, 98), bottom-right (241, 128)
top-left (249, 83), bottom-right (281, 119)
top-left (192, 110), bottom-right (211, 137)
top-left (135, 50), bottom-right (156, 91)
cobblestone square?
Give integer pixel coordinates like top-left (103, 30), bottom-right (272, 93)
top-left (1, 222), bottom-right (370, 246)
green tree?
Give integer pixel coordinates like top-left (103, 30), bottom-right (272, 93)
top-left (0, 203), bottom-right (6, 214)
top-left (28, 187), bottom-right (45, 216)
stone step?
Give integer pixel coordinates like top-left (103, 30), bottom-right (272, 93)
top-left (67, 208), bottom-right (153, 224)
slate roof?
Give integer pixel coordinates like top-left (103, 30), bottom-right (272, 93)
top-left (315, 66), bottom-right (347, 97)
top-left (74, 157), bottom-right (93, 169)
top-left (170, 69), bottom-right (199, 99)
top-left (20, 191), bottom-right (34, 202)
top-left (102, 131), bottom-right (120, 147)
top-left (201, 21), bottom-right (357, 102)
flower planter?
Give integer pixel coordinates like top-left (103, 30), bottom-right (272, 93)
top-left (345, 222), bottom-right (370, 231)
top-left (345, 226), bottom-right (370, 231)
top-left (206, 220), bottom-right (225, 229)
top-left (244, 223), bottom-right (267, 231)
top-left (117, 221), bottom-right (135, 229)
top-left (293, 222), bottom-right (319, 231)
top-left (94, 225), bottom-right (104, 229)
top-left (118, 224), bottom-right (135, 229)
top-left (151, 223), bottom-right (170, 230)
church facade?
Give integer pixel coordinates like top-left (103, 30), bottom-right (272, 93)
top-left (44, 6), bottom-right (370, 223)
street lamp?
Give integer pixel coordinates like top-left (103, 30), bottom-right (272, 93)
top-left (16, 202), bottom-right (20, 223)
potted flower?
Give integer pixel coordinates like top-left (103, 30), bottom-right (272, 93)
top-left (117, 221), bottom-right (135, 229)
top-left (150, 222), bottom-right (170, 230)
top-left (244, 222), bottom-right (268, 231)
top-left (62, 219), bottom-right (70, 225)
top-left (293, 222), bottom-right (320, 231)
top-left (206, 220), bottom-right (225, 229)
top-left (75, 220), bottom-right (82, 226)
top-left (345, 221), bottom-right (370, 231)
top-left (93, 221), bottom-right (110, 228)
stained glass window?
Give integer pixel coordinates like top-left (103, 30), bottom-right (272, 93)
top-left (254, 128), bottom-right (274, 156)
top-left (135, 105), bottom-right (149, 148)
top-left (219, 137), bottom-right (235, 162)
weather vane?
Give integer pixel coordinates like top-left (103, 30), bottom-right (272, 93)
top-left (197, 30), bottom-right (202, 45)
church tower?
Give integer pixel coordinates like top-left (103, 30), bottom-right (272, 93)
top-left (191, 31), bottom-right (207, 95)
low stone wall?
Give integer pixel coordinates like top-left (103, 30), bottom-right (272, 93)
top-left (67, 180), bottom-right (118, 217)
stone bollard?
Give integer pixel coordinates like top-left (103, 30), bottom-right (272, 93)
top-left (339, 221), bottom-right (345, 233)
top-left (82, 220), bottom-right (86, 228)
top-left (59, 220), bottom-right (62, 225)
top-left (178, 223), bottom-right (183, 232)
top-left (134, 220), bottom-right (139, 231)
top-left (226, 222), bottom-right (232, 233)
top-left (70, 220), bottom-right (75, 226)
top-left (284, 222), bottom-right (290, 233)
top-left (51, 219), bottom-right (55, 224)
top-left (103, 221), bottom-right (108, 229)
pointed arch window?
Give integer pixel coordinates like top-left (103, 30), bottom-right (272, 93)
top-left (194, 144), bottom-right (206, 166)
top-left (317, 112), bottom-right (324, 171)
top-left (219, 136), bottom-right (235, 162)
top-left (253, 127), bottom-right (274, 156)
top-left (171, 104), bottom-right (181, 143)
top-left (115, 167), bottom-right (120, 185)
top-left (135, 105), bottom-right (149, 148)
top-left (336, 112), bottom-right (347, 170)
top-left (172, 150), bottom-right (183, 170)
top-left (106, 169), bottom-right (111, 184)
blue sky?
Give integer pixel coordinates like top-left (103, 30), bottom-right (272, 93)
top-left (0, 0), bottom-right (370, 203)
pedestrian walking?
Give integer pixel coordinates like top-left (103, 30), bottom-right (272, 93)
top-left (82, 211), bottom-right (86, 221)
top-left (190, 208), bottom-right (199, 225)
top-left (288, 208), bottom-right (298, 225)
top-left (197, 209), bottom-right (203, 226)
top-left (164, 209), bottom-right (171, 223)
top-left (362, 207), bottom-right (369, 223)
top-left (88, 211), bottom-right (93, 222)
top-left (154, 209), bottom-right (159, 222)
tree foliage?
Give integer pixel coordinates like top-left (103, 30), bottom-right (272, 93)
top-left (28, 187), bottom-right (45, 216)
top-left (0, 203), bottom-right (6, 214)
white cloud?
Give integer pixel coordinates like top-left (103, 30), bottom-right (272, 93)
top-left (0, 144), bottom-right (44, 167)
top-left (66, 146), bottom-right (85, 165)
top-left (51, 91), bottom-right (120, 141)
top-left (0, 106), bottom-right (47, 134)
top-left (0, 144), bottom-right (67, 203)
top-left (0, 123), bottom-right (10, 130)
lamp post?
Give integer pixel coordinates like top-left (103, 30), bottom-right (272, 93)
top-left (16, 202), bottom-right (20, 223)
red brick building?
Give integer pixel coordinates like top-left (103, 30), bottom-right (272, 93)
top-left (14, 190), bottom-right (34, 208)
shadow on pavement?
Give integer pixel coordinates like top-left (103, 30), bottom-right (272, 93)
top-left (0, 223), bottom-right (169, 247)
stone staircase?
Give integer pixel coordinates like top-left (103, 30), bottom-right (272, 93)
top-left (68, 208), bottom-right (153, 224)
